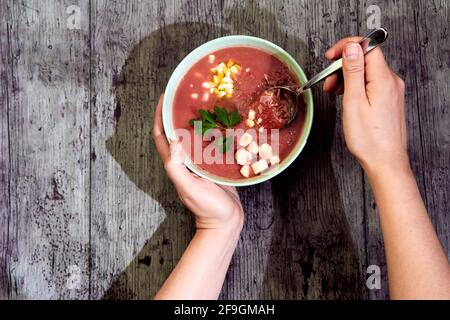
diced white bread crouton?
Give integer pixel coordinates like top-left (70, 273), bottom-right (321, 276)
top-left (251, 159), bottom-right (269, 175)
top-left (256, 118), bottom-right (262, 124)
top-left (248, 109), bottom-right (256, 120)
top-left (218, 83), bottom-right (233, 90)
top-left (246, 119), bottom-right (255, 128)
top-left (239, 132), bottom-right (253, 147)
top-left (240, 165), bottom-right (250, 178)
top-left (235, 149), bottom-right (252, 166)
top-left (202, 92), bottom-right (209, 102)
top-left (221, 76), bottom-right (233, 83)
top-left (217, 63), bottom-right (226, 74)
top-left (270, 155), bottom-right (280, 165)
top-left (259, 143), bottom-right (272, 160)
top-left (258, 126), bottom-right (264, 132)
top-left (246, 141), bottom-right (259, 154)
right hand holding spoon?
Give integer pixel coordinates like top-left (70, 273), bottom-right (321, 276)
top-left (324, 38), bottom-right (408, 177)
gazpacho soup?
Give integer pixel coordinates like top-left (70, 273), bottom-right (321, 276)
top-left (172, 46), bottom-right (307, 180)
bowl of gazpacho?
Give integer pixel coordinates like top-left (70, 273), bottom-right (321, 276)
top-left (162, 36), bottom-right (313, 186)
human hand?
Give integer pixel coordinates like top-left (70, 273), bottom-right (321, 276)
top-left (323, 38), bottom-right (409, 176)
top-left (152, 95), bottom-right (244, 231)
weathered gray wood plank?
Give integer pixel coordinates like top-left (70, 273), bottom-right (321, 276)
top-left (1, 0), bottom-right (448, 300)
top-left (360, 0), bottom-right (450, 299)
top-left (0, 0), bottom-right (13, 299)
top-left (89, 0), bottom-right (196, 299)
top-left (411, 0), bottom-right (450, 258)
top-left (219, 0), bottom-right (365, 299)
top-left (0, 0), bottom-right (91, 299)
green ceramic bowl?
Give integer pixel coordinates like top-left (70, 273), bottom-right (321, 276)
top-left (162, 35), bottom-right (313, 186)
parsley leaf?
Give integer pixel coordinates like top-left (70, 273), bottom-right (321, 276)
top-left (199, 109), bottom-right (216, 125)
top-left (229, 108), bottom-right (241, 127)
top-left (214, 106), bottom-right (241, 128)
top-left (214, 106), bottom-right (230, 127)
top-left (188, 107), bottom-right (241, 153)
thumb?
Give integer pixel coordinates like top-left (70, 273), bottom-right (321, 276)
top-left (164, 139), bottom-right (195, 185)
top-left (342, 42), bottom-right (368, 106)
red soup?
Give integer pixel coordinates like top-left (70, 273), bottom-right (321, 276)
top-left (172, 46), bottom-right (306, 180)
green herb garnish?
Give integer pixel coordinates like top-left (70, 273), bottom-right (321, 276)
top-left (214, 106), bottom-right (241, 128)
top-left (190, 109), bottom-right (217, 135)
top-left (189, 106), bottom-right (241, 153)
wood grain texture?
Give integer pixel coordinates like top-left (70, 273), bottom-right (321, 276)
top-left (219, 0), bottom-right (364, 299)
top-left (0, 0), bottom-right (91, 299)
top-left (0, 0), bottom-right (13, 298)
top-left (0, 0), bottom-right (449, 300)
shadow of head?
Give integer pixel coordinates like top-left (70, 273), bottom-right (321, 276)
top-left (252, 70), bottom-right (363, 299)
top-left (103, 0), bottom-right (362, 299)
top-left (103, 21), bottom-right (227, 299)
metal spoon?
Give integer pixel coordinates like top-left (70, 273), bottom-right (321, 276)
top-left (270, 27), bottom-right (389, 124)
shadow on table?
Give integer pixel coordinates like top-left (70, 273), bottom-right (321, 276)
top-left (102, 21), bottom-right (226, 299)
top-left (257, 88), bottom-right (363, 299)
top-left (103, 0), bottom-right (362, 299)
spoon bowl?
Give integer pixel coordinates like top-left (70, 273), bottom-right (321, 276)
top-left (267, 27), bottom-right (389, 125)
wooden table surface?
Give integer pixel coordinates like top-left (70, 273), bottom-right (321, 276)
top-left (1, 0), bottom-right (449, 300)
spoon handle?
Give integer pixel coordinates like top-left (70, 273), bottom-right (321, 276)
top-left (300, 27), bottom-right (389, 92)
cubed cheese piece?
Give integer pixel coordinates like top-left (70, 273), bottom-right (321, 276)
top-left (235, 149), bottom-right (252, 166)
top-left (240, 165), bottom-right (250, 178)
top-left (239, 132), bottom-right (253, 147)
top-left (251, 159), bottom-right (269, 175)
top-left (259, 143), bottom-right (272, 160)
top-left (248, 109), bottom-right (256, 120)
top-left (270, 155), bottom-right (280, 165)
top-left (246, 141), bottom-right (259, 154)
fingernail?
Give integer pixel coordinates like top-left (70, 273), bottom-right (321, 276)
top-left (344, 43), bottom-right (360, 60)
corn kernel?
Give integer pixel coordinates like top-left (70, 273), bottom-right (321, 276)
top-left (230, 66), bottom-right (239, 74)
